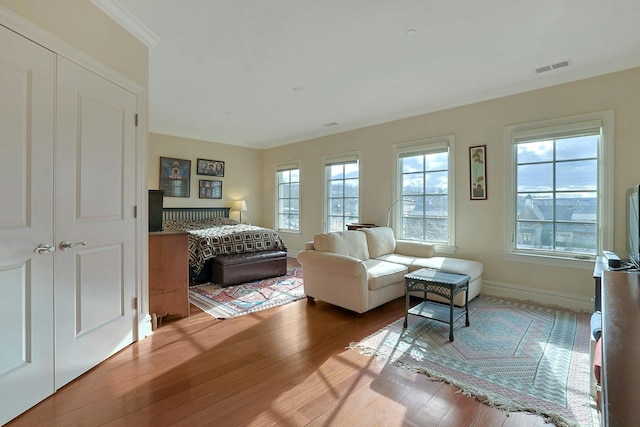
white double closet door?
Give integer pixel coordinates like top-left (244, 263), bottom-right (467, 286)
top-left (0, 26), bottom-right (137, 424)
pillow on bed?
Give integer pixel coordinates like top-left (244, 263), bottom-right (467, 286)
top-left (162, 217), bottom-right (239, 230)
top-left (198, 217), bottom-right (239, 227)
top-left (162, 220), bottom-right (180, 229)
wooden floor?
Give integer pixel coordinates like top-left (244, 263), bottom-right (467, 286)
top-left (8, 259), bottom-right (549, 427)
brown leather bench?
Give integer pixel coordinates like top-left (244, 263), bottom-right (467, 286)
top-left (211, 250), bottom-right (288, 286)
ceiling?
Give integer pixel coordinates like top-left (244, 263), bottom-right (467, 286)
top-left (94, 0), bottom-right (640, 149)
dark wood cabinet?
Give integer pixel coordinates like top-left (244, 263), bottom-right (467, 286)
top-left (149, 230), bottom-right (189, 329)
top-left (346, 223), bottom-right (377, 231)
top-left (601, 270), bottom-right (640, 426)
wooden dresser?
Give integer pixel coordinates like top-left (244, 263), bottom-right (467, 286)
top-left (149, 230), bottom-right (189, 329)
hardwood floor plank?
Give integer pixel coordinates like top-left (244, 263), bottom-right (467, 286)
top-left (7, 258), bottom-right (552, 427)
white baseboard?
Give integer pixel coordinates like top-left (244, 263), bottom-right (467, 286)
top-left (138, 314), bottom-right (154, 339)
top-left (481, 280), bottom-right (594, 312)
top-left (287, 246), bottom-right (305, 259)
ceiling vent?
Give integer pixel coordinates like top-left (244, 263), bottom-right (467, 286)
top-left (535, 60), bottom-right (570, 74)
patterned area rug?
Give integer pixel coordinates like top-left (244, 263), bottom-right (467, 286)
top-left (349, 295), bottom-right (598, 427)
top-left (189, 267), bottom-right (304, 319)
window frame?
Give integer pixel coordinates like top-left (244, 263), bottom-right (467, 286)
top-left (275, 161), bottom-right (301, 234)
top-left (323, 153), bottom-right (361, 233)
top-left (392, 135), bottom-right (456, 253)
top-left (504, 111), bottom-right (614, 269)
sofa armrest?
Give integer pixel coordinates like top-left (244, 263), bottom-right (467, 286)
top-left (394, 240), bottom-right (436, 258)
top-left (297, 250), bottom-right (365, 278)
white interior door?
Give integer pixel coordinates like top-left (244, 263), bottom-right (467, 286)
top-left (0, 25), bottom-right (55, 425)
top-left (54, 56), bottom-right (137, 389)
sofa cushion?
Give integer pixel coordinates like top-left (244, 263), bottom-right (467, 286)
top-left (407, 256), bottom-right (484, 280)
top-left (376, 253), bottom-right (436, 271)
top-left (394, 240), bottom-right (435, 258)
top-left (361, 227), bottom-right (396, 258)
top-left (362, 259), bottom-right (407, 290)
top-left (313, 230), bottom-right (370, 260)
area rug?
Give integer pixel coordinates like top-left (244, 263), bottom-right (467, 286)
top-left (349, 295), bottom-right (598, 427)
top-left (189, 267), bottom-right (304, 319)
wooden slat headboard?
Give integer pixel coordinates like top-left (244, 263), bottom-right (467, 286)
top-left (162, 207), bottom-right (230, 222)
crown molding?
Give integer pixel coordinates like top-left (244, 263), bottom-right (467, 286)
top-left (91, 0), bottom-right (159, 48)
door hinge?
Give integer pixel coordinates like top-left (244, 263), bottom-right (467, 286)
top-left (135, 113), bottom-right (139, 127)
top-left (132, 296), bottom-right (138, 310)
top-left (134, 206), bottom-right (138, 218)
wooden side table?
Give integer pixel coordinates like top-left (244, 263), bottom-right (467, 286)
top-left (403, 268), bottom-right (470, 341)
top-left (149, 230), bottom-right (189, 329)
top-left (346, 223), bottom-right (377, 231)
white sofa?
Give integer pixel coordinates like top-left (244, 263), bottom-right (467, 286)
top-left (296, 227), bottom-right (483, 314)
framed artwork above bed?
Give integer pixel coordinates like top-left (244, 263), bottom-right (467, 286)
top-left (197, 158), bottom-right (225, 177)
top-left (199, 179), bottom-right (222, 199)
top-left (160, 157), bottom-right (191, 197)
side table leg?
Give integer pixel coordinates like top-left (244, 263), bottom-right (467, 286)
top-left (403, 288), bottom-right (409, 328)
top-left (464, 282), bottom-right (470, 327)
top-left (449, 295), bottom-right (454, 342)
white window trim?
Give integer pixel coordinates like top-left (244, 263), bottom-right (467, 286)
top-left (275, 161), bottom-right (302, 235)
top-left (392, 135), bottom-right (456, 254)
top-left (503, 110), bottom-right (614, 269)
top-left (322, 152), bottom-right (361, 233)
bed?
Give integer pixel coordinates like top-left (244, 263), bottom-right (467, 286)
top-left (162, 207), bottom-right (288, 285)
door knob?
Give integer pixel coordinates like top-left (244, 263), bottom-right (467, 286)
top-left (59, 241), bottom-right (87, 251)
top-left (34, 243), bottom-right (55, 255)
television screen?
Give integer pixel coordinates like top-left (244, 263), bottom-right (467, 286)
top-left (627, 185), bottom-right (640, 269)
top-left (149, 190), bottom-right (164, 232)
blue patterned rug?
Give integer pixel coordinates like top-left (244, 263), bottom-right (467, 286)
top-left (349, 295), bottom-right (598, 427)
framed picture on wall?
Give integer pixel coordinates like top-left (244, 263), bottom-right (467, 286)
top-left (197, 158), bottom-right (225, 177)
top-left (160, 157), bottom-right (191, 197)
top-left (199, 179), bottom-right (222, 199)
top-left (469, 145), bottom-right (487, 200)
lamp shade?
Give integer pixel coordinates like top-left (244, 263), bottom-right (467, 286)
top-left (233, 200), bottom-right (248, 223)
top-left (234, 200), bottom-right (247, 212)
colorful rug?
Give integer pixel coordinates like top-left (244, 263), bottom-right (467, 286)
top-left (349, 295), bottom-right (598, 427)
top-left (189, 267), bottom-right (304, 319)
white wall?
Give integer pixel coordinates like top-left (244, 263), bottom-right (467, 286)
top-left (148, 133), bottom-right (263, 224)
top-left (0, 0), bottom-right (147, 87)
top-left (261, 67), bottom-right (640, 309)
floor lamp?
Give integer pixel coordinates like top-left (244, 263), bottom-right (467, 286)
top-left (386, 198), bottom-right (413, 227)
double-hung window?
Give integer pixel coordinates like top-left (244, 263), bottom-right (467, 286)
top-left (276, 164), bottom-right (300, 232)
top-left (325, 155), bottom-right (359, 232)
top-left (505, 111), bottom-right (613, 264)
top-left (393, 136), bottom-right (455, 250)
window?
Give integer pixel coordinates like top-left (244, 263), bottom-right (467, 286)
top-left (325, 156), bottom-right (359, 232)
top-left (505, 111), bottom-right (613, 264)
top-left (393, 136), bottom-right (455, 249)
top-left (276, 165), bottom-right (300, 232)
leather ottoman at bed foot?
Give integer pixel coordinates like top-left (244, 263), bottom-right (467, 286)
top-left (211, 250), bottom-right (288, 286)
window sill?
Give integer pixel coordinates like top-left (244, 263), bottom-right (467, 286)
top-left (277, 229), bottom-right (302, 236)
top-left (434, 244), bottom-right (457, 255)
top-left (504, 251), bottom-right (595, 270)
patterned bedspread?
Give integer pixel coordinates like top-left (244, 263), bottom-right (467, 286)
top-left (163, 218), bottom-right (287, 274)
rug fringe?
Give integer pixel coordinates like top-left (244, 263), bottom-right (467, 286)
top-left (392, 360), bottom-right (583, 427)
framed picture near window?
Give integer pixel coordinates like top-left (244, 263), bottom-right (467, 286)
top-left (199, 179), bottom-right (222, 199)
top-left (160, 157), bottom-right (191, 197)
top-left (469, 145), bottom-right (487, 200)
top-left (197, 158), bottom-right (225, 177)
